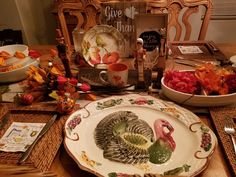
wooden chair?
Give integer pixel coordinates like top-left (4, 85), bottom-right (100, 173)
top-left (57, 0), bottom-right (101, 54)
top-left (148, 0), bottom-right (213, 41)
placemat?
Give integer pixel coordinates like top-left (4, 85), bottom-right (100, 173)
top-left (169, 41), bottom-right (230, 65)
top-left (210, 107), bottom-right (236, 177)
top-left (0, 102), bottom-right (80, 172)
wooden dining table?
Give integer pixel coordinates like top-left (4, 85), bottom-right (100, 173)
top-left (6, 43), bottom-right (236, 177)
top-left (49, 113), bottom-right (231, 177)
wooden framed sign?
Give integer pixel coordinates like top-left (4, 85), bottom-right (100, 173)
top-left (101, 1), bottom-right (147, 58)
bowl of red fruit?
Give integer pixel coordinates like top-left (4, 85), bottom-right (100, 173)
top-left (161, 63), bottom-right (236, 107)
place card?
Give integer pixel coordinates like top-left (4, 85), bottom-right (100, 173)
top-left (0, 122), bottom-right (45, 152)
top-left (178, 45), bottom-right (203, 54)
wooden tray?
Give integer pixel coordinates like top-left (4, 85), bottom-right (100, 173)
top-left (210, 107), bottom-right (236, 177)
top-left (0, 103), bottom-right (80, 172)
top-left (169, 41), bottom-right (230, 65)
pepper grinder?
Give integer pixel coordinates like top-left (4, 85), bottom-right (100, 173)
top-left (56, 29), bottom-right (72, 78)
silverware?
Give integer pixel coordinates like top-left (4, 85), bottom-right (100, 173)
top-left (18, 114), bottom-right (58, 164)
top-left (206, 42), bottom-right (219, 55)
top-left (224, 117), bottom-right (236, 155)
top-left (208, 42), bottom-right (219, 52)
top-left (175, 61), bottom-right (198, 67)
top-left (174, 56), bottom-right (220, 66)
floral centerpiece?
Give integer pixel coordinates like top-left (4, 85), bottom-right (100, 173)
top-left (16, 48), bottom-right (91, 113)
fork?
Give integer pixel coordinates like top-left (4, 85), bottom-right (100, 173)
top-left (224, 117), bottom-right (236, 155)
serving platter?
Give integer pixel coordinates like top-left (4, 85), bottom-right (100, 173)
top-left (82, 25), bottom-right (125, 67)
top-left (64, 94), bottom-right (217, 177)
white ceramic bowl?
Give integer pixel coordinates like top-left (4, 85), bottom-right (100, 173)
top-left (230, 55), bottom-right (236, 64)
top-left (0, 44), bottom-right (28, 56)
top-left (0, 57), bottom-right (39, 83)
top-left (0, 44), bottom-right (39, 83)
top-left (161, 77), bottom-right (236, 107)
top-left (0, 44), bottom-right (29, 66)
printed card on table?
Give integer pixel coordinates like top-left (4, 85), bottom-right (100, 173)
top-left (178, 45), bottom-right (203, 54)
top-left (0, 122), bottom-right (45, 152)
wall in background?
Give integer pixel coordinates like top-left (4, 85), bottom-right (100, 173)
top-left (0, 0), bottom-right (24, 41)
top-left (0, 0), bottom-right (57, 45)
top-left (15, 0), bottom-right (57, 45)
top-left (206, 19), bottom-right (236, 43)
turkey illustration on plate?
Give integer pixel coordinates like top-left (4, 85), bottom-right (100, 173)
top-left (94, 111), bottom-right (176, 165)
top-left (64, 94), bottom-right (217, 177)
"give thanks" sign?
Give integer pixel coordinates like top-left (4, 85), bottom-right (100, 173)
top-left (101, 1), bottom-right (147, 57)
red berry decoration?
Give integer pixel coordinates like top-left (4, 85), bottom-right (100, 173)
top-left (102, 52), bottom-right (119, 64)
top-left (20, 93), bottom-right (34, 105)
top-left (69, 78), bottom-right (78, 86)
top-left (57, 75), bottom-right (68, 86)
top-left (79, 83), bottom-right (91, 92)
top-left (28, 50), bottom-right (41, 59)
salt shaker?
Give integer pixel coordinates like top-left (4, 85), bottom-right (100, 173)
top-left (72, 27), bottom-right (85, 52)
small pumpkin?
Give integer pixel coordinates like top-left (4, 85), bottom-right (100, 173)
top-left (20, 93), bottom-right (34, 105)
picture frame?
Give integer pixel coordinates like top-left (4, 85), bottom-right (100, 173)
top-left (134, 13), bottom-right (168, 69)
top-left (100, 1), bottom-right (147, 58)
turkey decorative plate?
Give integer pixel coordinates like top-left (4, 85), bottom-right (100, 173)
top-left (64, 94), bottom-right (217, 177)
top-left (81, 25), bottom-right (125, 67)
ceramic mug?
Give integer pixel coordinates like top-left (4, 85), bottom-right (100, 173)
top-left (99, 63), bottom-right (128, 87)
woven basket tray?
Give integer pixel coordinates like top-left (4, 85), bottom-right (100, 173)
top-left (0, 102), bottom-right (79, 172)
top-left (210, 107), bottom-right (236, 177)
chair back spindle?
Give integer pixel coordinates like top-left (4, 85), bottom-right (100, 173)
top-left (148, 0), bottom-right (213, 41)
